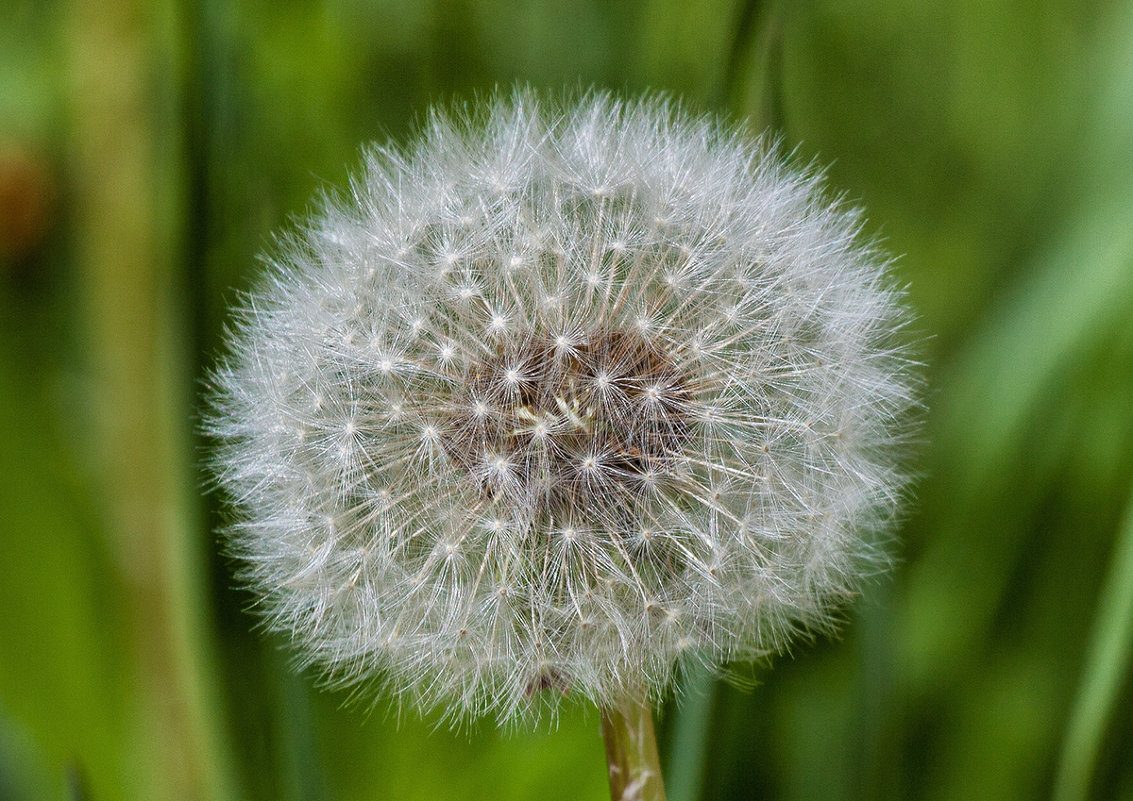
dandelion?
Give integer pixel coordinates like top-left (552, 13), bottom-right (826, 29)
top-left (207, 89), bottom-right (917, 798)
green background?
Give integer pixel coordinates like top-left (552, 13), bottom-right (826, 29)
top-left (1, 1), bottom-right (1131, 799)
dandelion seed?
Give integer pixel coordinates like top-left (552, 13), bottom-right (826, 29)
top-left (206, 89), bottom-right (918, 728)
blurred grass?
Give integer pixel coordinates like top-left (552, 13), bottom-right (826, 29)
top-left (2, 0), bottom-right (1132, 800)
top-left (1055, 481), bottom-right (1133, 801)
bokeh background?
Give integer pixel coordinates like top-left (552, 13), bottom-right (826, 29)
top-left (2, 0), bottom-right (1132, 799)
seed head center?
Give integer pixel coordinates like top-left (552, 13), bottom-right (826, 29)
top-left (440, 328), bottom-right (693, 523)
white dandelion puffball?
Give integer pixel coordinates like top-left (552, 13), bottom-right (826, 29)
top-left (208, 90), bottom-right (917, 723)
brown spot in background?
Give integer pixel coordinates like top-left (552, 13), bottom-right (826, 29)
top-left (0, 141), bottom-right (55, 268)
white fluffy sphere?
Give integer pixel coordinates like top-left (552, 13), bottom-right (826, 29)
top-left (207, 90), bottom-right (917, 722)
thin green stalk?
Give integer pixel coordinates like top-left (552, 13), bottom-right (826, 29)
top-left (68, 0), bottom-right (238, 798)
top-left (714, 0), bottom-right (784, 130)
top-left (1052, 481), bottom-right (1133, 801)
top-left (601, 697), bottom-right (667, 801)
top-left (664, 664), bottom-right (716, 801)
top-left (714, 0), bottom-right (762, 108)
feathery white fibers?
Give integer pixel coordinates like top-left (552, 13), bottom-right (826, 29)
top-left (207, 89), bottom-right (917, 724)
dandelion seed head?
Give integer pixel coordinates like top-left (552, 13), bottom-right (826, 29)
top-left (207, 89), bottom-right (918, 724)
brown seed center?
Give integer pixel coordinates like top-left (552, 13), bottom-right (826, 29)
top-left (442, 328), bottom-right (694, 525)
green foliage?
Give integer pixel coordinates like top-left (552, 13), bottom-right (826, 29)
top-left (1, 0), bottom-right (1131, 799)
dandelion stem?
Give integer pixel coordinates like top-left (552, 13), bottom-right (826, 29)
top-left (601, 697), bottom-right (667, 801)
